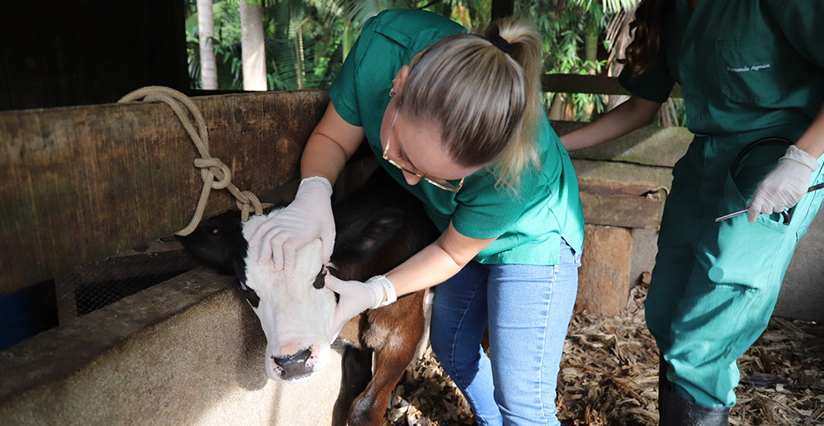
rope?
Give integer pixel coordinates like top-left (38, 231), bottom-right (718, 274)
top-left (118, 86), bottom-right (269, 236)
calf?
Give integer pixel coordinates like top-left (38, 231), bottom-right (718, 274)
top-left (180, 167), bottom-right (438, 425)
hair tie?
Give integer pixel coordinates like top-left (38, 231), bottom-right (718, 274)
top-left (488, 34), bottom-right (512, 55)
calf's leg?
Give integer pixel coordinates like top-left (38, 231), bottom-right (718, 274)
top-left (332, 346), bottom-right (373, 426)
top-left (349, 295), bottom-right (426, 425)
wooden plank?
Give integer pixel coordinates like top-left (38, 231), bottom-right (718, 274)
top-left (1, 0), bottom-right (187, 111)
top-left (543, 74), bottom-right (683, 98)
top-left (0, 89), bottom-right (329, 296)
top-left (35, 0), bottom-right (93, 108)
top-left (0, 22), bottom-right (10, 111)
top-left (544, 74), bottom-right (629, 96)
top-left (553, 120), bottom-right (692, 168)
top-left (0, 1), bottom-right (50, 110)
top-left (491, 0), bottom-right (515, 19)
top-left (571, 159), bottom-right (674, 190)
top-left (579, 179), bottom-right (667, 197)
top-left (578, 179), bottom-right (666, 229)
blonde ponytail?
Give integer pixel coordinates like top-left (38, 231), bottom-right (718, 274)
top-left (398, 18), bottom-right (544, 193)
top-left (485, 19), bottom-right (543, 191)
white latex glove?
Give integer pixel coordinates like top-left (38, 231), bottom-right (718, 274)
top-left (325, 274), bottom-right (397, 340)
top-left (747, 145), bottom-right (820, 224)
top-left (249, 176), bottom-right (335, 270)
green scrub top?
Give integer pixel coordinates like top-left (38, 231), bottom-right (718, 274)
top-left (329, 9), bottom-right (585, 265)
top-left (621, 0), bottom-right (824, 144)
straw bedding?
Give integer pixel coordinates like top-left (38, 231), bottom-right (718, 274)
top-left (386, 283), bottom-right (824, 425)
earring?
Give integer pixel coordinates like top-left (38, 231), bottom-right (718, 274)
top-left (389, 79), bottom-right (396, 97)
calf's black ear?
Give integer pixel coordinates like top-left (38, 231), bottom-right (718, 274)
top-left (177, 210), bottom-right (248, 276)
top-left (312, 267), bottom-right (326, 289)
top-left (332, 207), bottom-right (406, 262)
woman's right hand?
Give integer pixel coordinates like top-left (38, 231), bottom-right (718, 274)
top-left (747, 145), bottom-right (820, 223)
top-left (560, 96), bottom-right (661, 151)
top-left (249, 176), bottom-right (336, 271)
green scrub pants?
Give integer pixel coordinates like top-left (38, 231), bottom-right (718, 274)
top-left (646, 135), bottom-right (824, 407)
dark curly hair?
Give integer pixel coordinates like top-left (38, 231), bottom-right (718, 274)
top-left (618, 0), bottom-right (673, 81)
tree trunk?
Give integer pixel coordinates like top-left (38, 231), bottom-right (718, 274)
top-left (294, 23), bottom-right (304, 89)
top-left (584, 25), bottom-right (599, 74)
top-left (240, 0), bottom-right (267, 91)
top-left (197, 0), bottom-right (218, 90)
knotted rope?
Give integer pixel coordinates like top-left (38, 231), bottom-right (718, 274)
top-left (118, 86), bottom-right (269, 236)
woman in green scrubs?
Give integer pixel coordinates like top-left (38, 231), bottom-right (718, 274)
top-left (562, 0), bottom-right (824, 424)
top-left (251, 9), bottom-right (585, 425)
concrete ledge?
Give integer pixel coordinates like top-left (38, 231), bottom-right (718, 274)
top-left (0, 267), bottom-right (342, 425)
top-left (554, 120), bottom-right (692, 168)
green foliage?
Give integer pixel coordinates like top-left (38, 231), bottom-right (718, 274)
top-left (186, 0), bottom-right (348, 90)
top-left (516, 0), bottom-right (637, 121)
top-left (186, 0), bottom-right (245, 89)
top-left (185, 0), bottom-right (492, 91)
top-left (184, 0), bottom-right (680, 125)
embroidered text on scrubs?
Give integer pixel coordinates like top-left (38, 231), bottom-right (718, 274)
top-left (727, 64), bottom-right (772, 73)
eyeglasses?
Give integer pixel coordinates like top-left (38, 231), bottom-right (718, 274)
top-left (382, 106), bottom-right (465, 193)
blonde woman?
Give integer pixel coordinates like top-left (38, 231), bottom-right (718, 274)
top-left (251, 9), bottom-right (584, 425)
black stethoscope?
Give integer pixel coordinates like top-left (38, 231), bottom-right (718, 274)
top-left (715, 137), bottom-right (824, 224)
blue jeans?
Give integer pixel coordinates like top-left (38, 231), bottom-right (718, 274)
top-left (430, 240), bottom-right (581, 426)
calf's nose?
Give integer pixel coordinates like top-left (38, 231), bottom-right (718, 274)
top-left (272, 348), bottom-right (313, 380)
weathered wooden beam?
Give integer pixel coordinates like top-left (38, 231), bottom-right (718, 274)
top-left (571, 159), bottom-right (675, 189)
top-left (578, 179), bottom-right (666, 229)
top-left (543, 74), bottom-right (683, 98)
top-left (491, 0), bottom-right (514, 19)
top-left (0, 89), bottom-right (329, 296)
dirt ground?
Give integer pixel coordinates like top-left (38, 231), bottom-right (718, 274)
top-left (386, 284), bottom-right (824, 425)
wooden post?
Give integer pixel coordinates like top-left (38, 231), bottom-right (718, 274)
top-left (574, 179), bottom-right (666, 317)
top-left (576, 225), bottom-right (633, 317)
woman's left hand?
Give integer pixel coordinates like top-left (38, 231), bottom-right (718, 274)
top-left (748, 145), bottom-right (820, 223)
top-left (325, 274), bottom-right (392, 340)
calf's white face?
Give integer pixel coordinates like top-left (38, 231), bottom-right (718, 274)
top-left (240, 211), bottom-right (338, 382)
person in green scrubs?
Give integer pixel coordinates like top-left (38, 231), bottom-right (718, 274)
top-left (250, 9), bottom-right (585, 425)
top-left (562, 0), bottom-right (824, 424)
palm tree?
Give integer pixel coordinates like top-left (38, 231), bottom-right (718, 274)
top-left (185, 0), bottom-right (689, 129)
top-left (240, 0), bottom-right (267, 90)
top-left (197, 0), bottom-right (219, 89)
top-left (520, 0), bottom-right (641, 120)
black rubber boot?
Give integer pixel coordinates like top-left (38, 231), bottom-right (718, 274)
top-left (658, 355), bottom-right (729, 426)
top-left (659, 383), bottom-right (730, 426)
